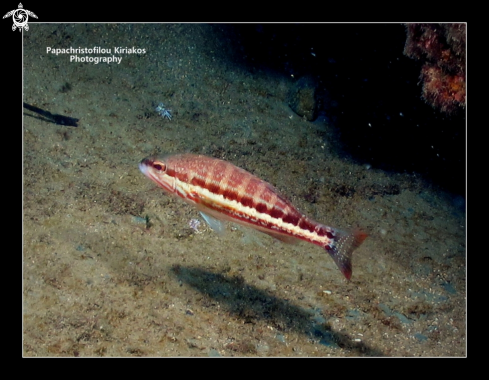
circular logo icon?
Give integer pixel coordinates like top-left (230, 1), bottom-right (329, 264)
top-left (3, 3), bottom-right (38, 32)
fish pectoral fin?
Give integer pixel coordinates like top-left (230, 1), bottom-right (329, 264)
top-left (199, 211), bottom-right (225, 234)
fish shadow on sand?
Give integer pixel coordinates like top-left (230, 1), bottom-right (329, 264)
top-left (171, 265), bottom-right (383, 356)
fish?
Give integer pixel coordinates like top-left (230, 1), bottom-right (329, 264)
top-left (139, 154), bottom-right (367, 279)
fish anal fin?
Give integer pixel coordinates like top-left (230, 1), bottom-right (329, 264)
top-left (261, 230), bottom-right (298, 244)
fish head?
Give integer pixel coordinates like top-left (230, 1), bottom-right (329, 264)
top-left (139, 156), bottom-right (176, 193)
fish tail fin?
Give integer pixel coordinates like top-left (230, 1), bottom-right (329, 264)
top-left (325, 228), bottom-right (367, 280)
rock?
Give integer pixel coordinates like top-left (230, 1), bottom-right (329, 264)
top-left (288, 76), bottom-right (318, 121)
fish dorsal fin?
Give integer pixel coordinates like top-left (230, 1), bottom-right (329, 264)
top-left (199, 211), bottom-right (225, 234)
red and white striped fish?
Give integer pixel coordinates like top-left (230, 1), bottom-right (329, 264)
top-left (139, 154), bottom-right (367, 279)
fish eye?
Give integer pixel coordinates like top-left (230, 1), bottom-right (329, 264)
top-left (152, 162), bottom-right (166, 171)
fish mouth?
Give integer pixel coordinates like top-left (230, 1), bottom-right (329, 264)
top-left (139, 156), bottom-right (160, 178)
top-left (139, 160), bottom-right (149, 176)
top-left (139, 157), bottom-right (175, 193)
top-left (139, 156), bottom-right (157, 172)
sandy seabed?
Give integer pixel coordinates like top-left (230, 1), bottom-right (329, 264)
top-left (23, 24), bottom-right (466, 357)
